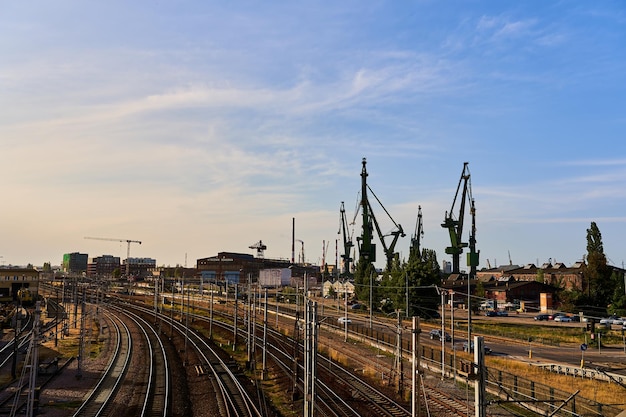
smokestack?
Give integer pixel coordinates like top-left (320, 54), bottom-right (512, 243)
top-left (291, 217), bottom-right (295, 264)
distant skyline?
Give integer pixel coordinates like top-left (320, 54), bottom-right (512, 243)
top-left (2, 2), bottom-right (626, 270)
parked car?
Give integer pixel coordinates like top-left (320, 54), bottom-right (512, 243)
top-left (338, 317), bottom-right (352, 324)
top-left (429, 329), bottom-right (452, 342)
top-left (549, 312), bottom-right (567, 320)
top-left (484, 310), bottom-right (498, 317)
top-left (497, 310), bottom-right (508, 317)
top-left (462, 341), bottom-right (492, 355)
top-left (534, 314), bottom-right (549, 321)
top-left (554, 315), bottom-right (572, 322)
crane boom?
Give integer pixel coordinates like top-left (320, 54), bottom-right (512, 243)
top-left (356, 158), bottom-right (405, 271)
top-left (338, 202), bottom-right (354, 275)
top-left (440, 162), bottom-right (479, 275)
top-left (84, 236), bottom-right (142, 278)
top-left (410, 206), bottom-right (423, 260)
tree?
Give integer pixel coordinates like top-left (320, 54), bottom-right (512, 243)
top-left (403, 248), bottom-right (441, 318)
top-left (352, 255), bottom-right (377, 302)
top-left (581, 222), bottom-right (613, 313)
top-left (535, 268), bottom-right (544, 283)
top-left (609, 269), bottom-right (626, 316)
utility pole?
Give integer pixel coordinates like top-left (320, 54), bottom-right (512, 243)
top-left (11, 307), bottom-right (22, 379)
top-left (26, 302), bottom-right (41, 417)
top-left (303, 299), bottom-right (318, 417)
top-left (412, 316), bottom-right (421, 417)
top-left (344, 287), bottom-right (348, 342)
top-left (262, 288), bottom-right (268, 379)
top-left (441, 289), bottom-right (446, 380)
top-left (233, 284), bottom-right (238, 351)
top-left (474, 336), bottom-right (486, 417)
top-left (247, 281), bottom-right (252, 367)
top-left (394, 310), bottom-right (404, 396)
top-left (209, 288), bottom-right (214, 339)
top-left (451, 291), bottom-right (456, 380)
top-left (405, 273), bottom-right (409, 318)
top-left (77, 291), bottom-right (85, 379)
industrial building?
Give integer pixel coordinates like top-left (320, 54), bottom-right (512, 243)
top-left (123, 257), bottom-right (157, 280)
top-left (62, 252), bottom-right (88, 274)
top-left (0, 267), bottom-right (39, 302)
top-left (87, 255), bottom-right (121, 278)
top-left (196, 252), bottom-right (319, 286)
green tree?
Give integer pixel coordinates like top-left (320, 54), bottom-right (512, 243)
top-left (42, 262), bottom-right (52, 272)
top-left (352, 255), bottom-right (377, 302)
top-left (609, 270), bottom-right (626, 316)
top-left (581, 222), bottom-right (612, 313)
top-left (536, 268), bottom-right (544, 283)
top-left (403, 248), bottom-right (441, 318)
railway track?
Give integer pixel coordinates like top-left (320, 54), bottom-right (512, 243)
top-left (71, 310), bottom-right (132, 417)
top-left (111, 306), bottom-right (170, 417)
top-left (124, 302), bottom-right (264, 417)
top-left (185, 302), bottom-right (415, 416)
top-left (193, 298), bottom-right (474, 416)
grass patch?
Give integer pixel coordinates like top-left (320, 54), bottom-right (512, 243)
top-left (486, 356), bottom-right (626, 410)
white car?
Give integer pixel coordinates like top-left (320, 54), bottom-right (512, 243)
top-left (338, 317), bottom-right (352, 324)
top-left (554, 316), bottom-right (572, 322)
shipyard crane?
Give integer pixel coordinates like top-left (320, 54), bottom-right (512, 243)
top-left (296, 239), bottom-right (305, 264)
top-left (338, 201), bottom-right (354, 275)
top-left (440, 162), bottom-right (479, 275)
top-left (410, 206), bottom-right (424, 260)
top-left (356, 158), bottom-right (405, 271)
top-left (249, 240), bottom-right (267, 259)
top-left (84, 236), bottom-right (142, 278)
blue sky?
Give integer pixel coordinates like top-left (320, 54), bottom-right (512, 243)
top-left (2, 1), bottom-right (626, 270)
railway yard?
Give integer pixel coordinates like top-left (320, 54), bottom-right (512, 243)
top-left (1, 282), bottom-right (625, 417)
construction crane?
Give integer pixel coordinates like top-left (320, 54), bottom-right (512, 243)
top-left (356, 158), bottom-right (405, 271)
top-left (410, 206), bottom-right (424, 261)
top-left (84, 236), bottom-right (142, 278)
top-left (338, 201), bottom-right (354, 275)
top-left (249, 240), bottom-right (267, 259)
top-left (440, 162), bottom-right (479, 275)
top-left (296, 239), bottom-right (305, 264)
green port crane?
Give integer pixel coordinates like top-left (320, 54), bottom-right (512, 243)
top-left (440, 162), bottom-right (479, 275)
top-left (338, 201), bottom-right (354, 275)
top-left (410, 206), bottom-right (424, 260)
top-left (356, 158), bottom-right (405, 271)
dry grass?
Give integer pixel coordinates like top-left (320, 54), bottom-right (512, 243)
top-left (486, 356), bottom-right (626, 410)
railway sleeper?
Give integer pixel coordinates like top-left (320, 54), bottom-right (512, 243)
top-left (195, 364), bottom-right (206, 376)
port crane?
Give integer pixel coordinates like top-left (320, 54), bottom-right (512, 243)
top-left (295, 239), bottom-right (305, 264)
top-left (356, 158), bottom-right (405, 271)
top-left (84, 236), bottom-right (142, 277)
top-left (338, 201), bottom-right (354, 275)
top-left (410, 206), bottom-right (424, 260)
top-left (249, 240), bottom-right (267, 259)
top-left (440, 162), bottom-right (479, 275)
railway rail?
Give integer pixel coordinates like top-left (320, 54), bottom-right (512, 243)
top-left (110, 306), bottom-right (170, 417)
top-left (123, 302), bottom-right (264, 417)
top-left (71, 310), bottom-right (132, 417)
